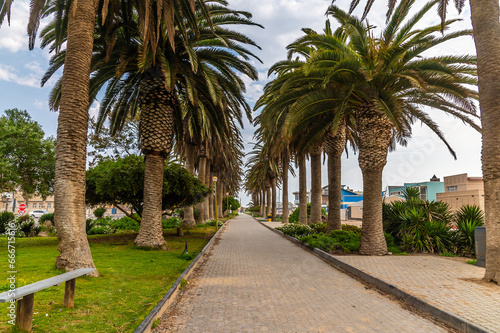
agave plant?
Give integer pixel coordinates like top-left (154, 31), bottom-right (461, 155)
top-left (453, 205), bottom-right (484, 256)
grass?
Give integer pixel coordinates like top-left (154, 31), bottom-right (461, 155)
top-left (440, 251), bottom-right (457, 257)
top-left (466, 259), bottom-right (477, 265)
top-left (0, 226), bottom-right (217, 333)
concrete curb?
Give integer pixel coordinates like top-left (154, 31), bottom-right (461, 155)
top-left (256, 219), bottom-right (491, 333)
top-left (134, 219), bottom-right (233, 333)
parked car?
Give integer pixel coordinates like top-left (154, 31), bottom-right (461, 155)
top-left (29, 210), bottom-right (49, 219)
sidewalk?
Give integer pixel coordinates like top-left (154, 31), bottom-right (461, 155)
top-left (262, 221), bottom-right (500, 333)
top-left (154, 214), bottom-right (450, 332)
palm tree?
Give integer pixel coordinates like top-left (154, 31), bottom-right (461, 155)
top-left (1, 0), bottom-right (102, 275)
top-left (43, 1), bottom-right (261, 248)
top-left (322, 2), bottom-right (478, 254)
top-left (258, 1), bottom-right (478, 254)
top-left (2, 0), bottom-right (207, 273)
top-left (348, 0), bottom-right (500, 284)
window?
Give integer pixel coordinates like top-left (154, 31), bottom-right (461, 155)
top-left (447, 186), bottom-right (457, 192)
top-left (419, 186), bottom-right (427, 201)
top-left (47, 203), bottom-right (51, 208)
top-left (412, 186), bottom-right (427, 201)
top-left (32, 203), bottom-right (37, 208)
top-left (39, 203), bottom-right (44, 208)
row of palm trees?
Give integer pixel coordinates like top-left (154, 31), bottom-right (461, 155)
top-left (348, 0), bottom-right (500, 286)
top-left (0, 0), bottom-right (261, 275)
top-left (247, 1), bottom-right (479, 256)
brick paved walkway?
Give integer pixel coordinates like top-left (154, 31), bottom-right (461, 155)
top-left (333, 256), bottom-right (500, 332)
top-left (154, 214), bottom-right (447, 332)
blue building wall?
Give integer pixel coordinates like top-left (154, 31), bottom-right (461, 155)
top-left (340, 189), bottom-right (363, 209)
top-left (388, 182), bottom-right (444, 202)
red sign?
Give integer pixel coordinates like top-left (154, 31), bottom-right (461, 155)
top-left (19, 203), bottom-right (26, 211)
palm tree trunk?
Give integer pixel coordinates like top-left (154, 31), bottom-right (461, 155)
top-left (134, 67), bottom-right (175, 248)
top-left (299, 154), bottom-right (308, 225)
top-left (282, 152), bottom-right (289, 224)
top-left (196, 155), bottom-right (207, 223)
top-left (260, 189), bottom-right (265, 217)
top-left (266, 186), bottom-right (271, 216)
top-left (357, 105), bottom-right (392, 255)
top-left (326, 151), bottom-right (342, 232)
top-left (325, 125), bottom-right (346, 232)
top-left (309, 147), bottom-right (323, 224)
top-left (204, 162), bottom-right (211, 221)
top-left (135, 154), bottom-right (167, 249)
top-left (54, 0), bottom-right (99, 276)
top-left (209, 167), bottom-right (214, 219)
top-left (182, 143), bottom-right (196, 228)
top-left (359, 167), bottom-right (387, 255)
top-left (271, 177), bottom-right (277, 220)
top-left (217, 181), bottom-right (223, 218)
top-left (470, 0), bottom-right (500, 283)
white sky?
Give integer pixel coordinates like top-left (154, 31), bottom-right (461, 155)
top-left (0, 0), bottom-right (481, 208)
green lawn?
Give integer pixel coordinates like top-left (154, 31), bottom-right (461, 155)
top-left (0, 227), bottom-right (217, 332)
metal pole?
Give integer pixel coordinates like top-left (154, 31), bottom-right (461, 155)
top-left (214, 179), bottom-right (218, 231)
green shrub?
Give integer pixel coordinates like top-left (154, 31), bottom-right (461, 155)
top-left (0, 211), bottom-right (15, 234)
top-left (93, 207), bottom-right (106, 218)
top-left (300, 230), bottom-right (361, 253)
top-left (289, 203), bottom-right (327, 223)
top-left (310, 223), bottom-right (327, 234)
top-left (86, 219), bottom-right (95, 234)
top-left (276, 223), bottom-right (313, 238)
top-left (17, 217), bottom-right (39, 237)
top-left (400, 220), bottom-right (452, 253)
top-left (87, 217), bottom-right (116, 235)
top-left (110, 217), bottom-right (140, 232)
top-left (453, 205), bottom-right (484, 256)
top-left (88, 225), bottom-right (115, 235)
top-left (162, 217), bottom-right (182, 229)
top-left (205, 219), bottom-right (223, 227)
top-left (341, 224), bottom-right (362, 235)
top-left (178, 207), bottom-right (200, 219)
top-left (248, 206), bottom-right (260, 213)
top-left (383, 192), bottom-right (454, 253)
top-left (39, 213), bottom-right (54, 225)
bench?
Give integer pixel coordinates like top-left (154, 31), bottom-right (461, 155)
top-left (0, 268), bottom-right (96, 332)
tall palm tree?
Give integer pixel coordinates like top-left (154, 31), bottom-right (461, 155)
top-left (2, 0), bottom-right (207, 273)
top-left (259, 1), bottom-right (478, 254)
top-left (43, 0), bottom-right (261, 248)
top-left (2, 0), bottom-right (102, 275)
top-left (322, 1), bottom-right (478, 254)
top-left (348, 0), bottom-right (500, 284)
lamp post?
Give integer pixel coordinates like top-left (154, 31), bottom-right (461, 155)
top-left (226, 192), bottom-right (229, 218)
top-left (213, 176), bottom-right (218, 231)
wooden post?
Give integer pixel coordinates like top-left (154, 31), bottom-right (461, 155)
top-left (16, 293), bottom-right (34, 332)
top-left (64, 278), bottom-right (76, 307)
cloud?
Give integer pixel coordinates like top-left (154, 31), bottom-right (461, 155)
top-left (0, 64), bottom-right (41, 87)
top-left (89, 101), bottom-right (101, 120)
top-left (0, 1), bottom-right (29, 52)
top-left (33, 99), bottom-right (45, 109)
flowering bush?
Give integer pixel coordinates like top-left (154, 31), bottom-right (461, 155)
top-left (276, 223), bottom-right (313, 238)
top-left (162, 217), bottom-right (182, 229)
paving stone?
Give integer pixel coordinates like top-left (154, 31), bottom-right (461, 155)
top-left (154, 214), bottom-right (447, 332)
top-left (333, 254), bottom-right (499, 332)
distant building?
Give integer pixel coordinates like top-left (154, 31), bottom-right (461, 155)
top-left (436, 173), bottom-right (484, 212)
top-left (386, 175), bottom-right (444, 201)
top-left (292, 185), bottom-right (363, 220)
top-left (292, 191), bottom-right (309, 206)
top-left (1, 192), bottom-right (55, 214)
